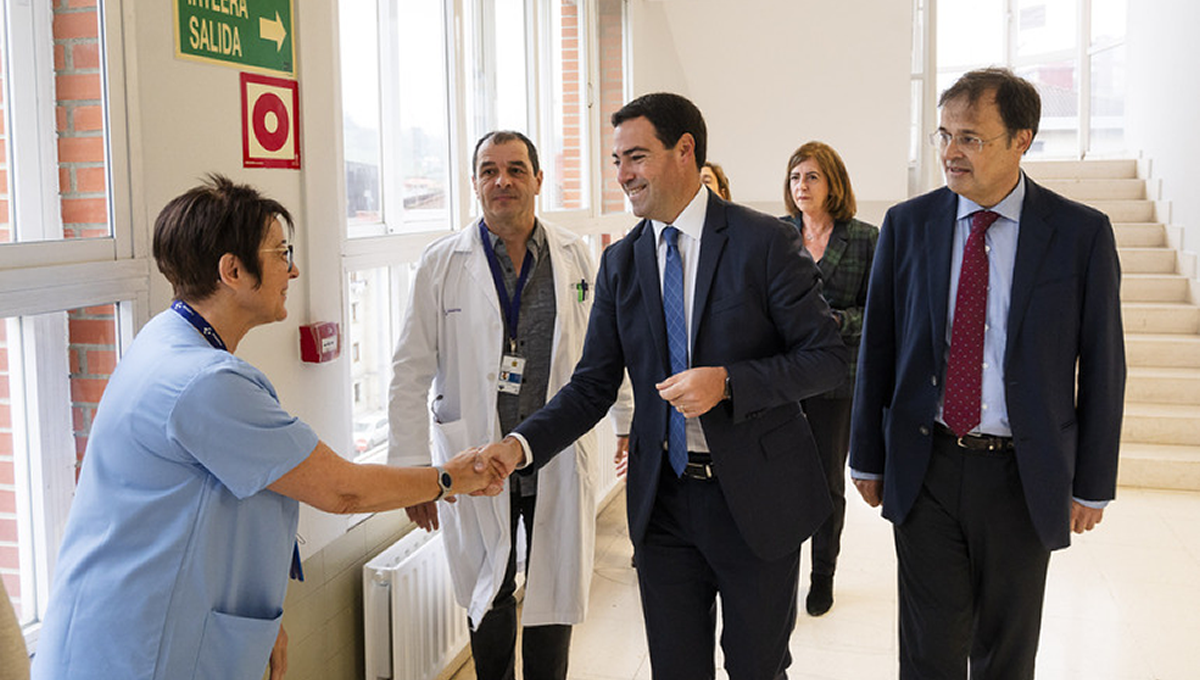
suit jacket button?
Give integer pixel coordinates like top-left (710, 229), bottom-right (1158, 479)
top-left (919, 425), bottom-right (930, 436)
top-left (931, 375), bottom-right (938, 386)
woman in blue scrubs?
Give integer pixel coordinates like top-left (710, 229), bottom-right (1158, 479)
top-left (30, 175), bottom-right (500, 680)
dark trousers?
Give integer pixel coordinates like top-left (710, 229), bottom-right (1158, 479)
top-left (800, 396), bottom-right (851, 577)
top-left (635, 458), bottom-right (799, 680)
top-left (895, 431), bottom-right (1051, 680)
top-left (469, 488), bottom-right (572, 680)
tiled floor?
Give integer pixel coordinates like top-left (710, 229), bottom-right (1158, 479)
top-left (451, 485), bottom-right (1200, 679)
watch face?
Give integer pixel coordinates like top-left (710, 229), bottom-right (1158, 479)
top-left (439, 470), bottom-right (453, 491)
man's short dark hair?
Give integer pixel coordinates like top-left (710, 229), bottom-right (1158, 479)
top-left (152, 174), bottom-right (293, 302)
top-left (472, 130), bottom-right (541, 176)
top-left (940, 67), bottom-right (1042, 143)
top-left (611, 93), bottom-right (707, 171)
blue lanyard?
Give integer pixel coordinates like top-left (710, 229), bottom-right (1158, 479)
top-left (171, 299), bottom-right (304, 581)
top-left (479, 221), bottom-right (534, 354)
top-left (171, 300), bottom-right (228, 351)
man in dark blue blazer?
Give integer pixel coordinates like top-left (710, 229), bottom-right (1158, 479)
top-left (850, 68), bottom-right (1125, 679)
top-left (476, 93), bottom-right (847, 679)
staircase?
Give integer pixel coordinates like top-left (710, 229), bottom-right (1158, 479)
top-left (1025, 159), bottom-right (1200, 491)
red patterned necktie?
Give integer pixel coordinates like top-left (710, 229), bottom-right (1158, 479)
top-left (943, 210), bottom-right (1000, 437)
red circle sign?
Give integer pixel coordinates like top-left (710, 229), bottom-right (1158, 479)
top-left (252, 93), bottom-right (290, 152)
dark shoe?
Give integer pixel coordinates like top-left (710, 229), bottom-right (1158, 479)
top-left (805, 573), bottom-right (834, 616)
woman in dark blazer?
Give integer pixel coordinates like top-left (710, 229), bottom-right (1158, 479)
top-left (782, 141), bottom-right (878, 616)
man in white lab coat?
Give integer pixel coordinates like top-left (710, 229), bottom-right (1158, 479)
top-left (389, 131), bottom-right (630, 680)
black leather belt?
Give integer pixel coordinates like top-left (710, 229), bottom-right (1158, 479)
top-left (934, 422), bottom-right (1014, 452)
top-left (682, 458), bottom-right (715, 481)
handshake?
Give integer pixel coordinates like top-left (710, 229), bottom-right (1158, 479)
top-left (409, 437), bottom-right (528, 531)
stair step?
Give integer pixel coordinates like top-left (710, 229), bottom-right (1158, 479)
top-left (1124, 334), bottom-right (1200, 368)
top-left (1122, 303), bottom-right (1200, 334)
top-left (1023, 159), bottom-right (1138, 180)
top-left (1113, 223), bottom-right (1165, 247)
top-left (1118, 247), bottom-right (1177, 274)
top-left (1127, 367), bottom-right (1200, 404)
top-left (1121, 402), bottom-right (1200, 445)
top-left (1118, 442), bottom-right (1200, 491)
top-left (1087, 200), bottom-right (1157, 223)
top-left (1121, 274), bottom-right (1190, 302)
top-left (1039, 178), bottom-right (1146, 200)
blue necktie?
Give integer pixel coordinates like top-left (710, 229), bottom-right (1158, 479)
top-left (662, 226), bottom-right (688, 477)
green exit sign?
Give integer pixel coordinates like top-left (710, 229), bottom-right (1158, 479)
top-left (174, 0), bottom-right (295, 76)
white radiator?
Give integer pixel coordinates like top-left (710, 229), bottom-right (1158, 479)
top-left (363, 529), bottom-right (468, 680)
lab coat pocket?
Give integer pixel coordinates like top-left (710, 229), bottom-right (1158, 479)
top-left (431, 418), bottom-right (471, 462)
top-left (192, 608), bottom-right (282, 680)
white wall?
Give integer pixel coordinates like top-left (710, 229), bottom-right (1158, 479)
top-left (1126, 0), bottom-right (1200, 255)
top-left (628, 0), bottom-right (913, 223)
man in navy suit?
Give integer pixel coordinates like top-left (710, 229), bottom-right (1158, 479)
top-left (850, 68), bottom-right (1126, 679)
top-left (475, 93), bottom-right (847, 679)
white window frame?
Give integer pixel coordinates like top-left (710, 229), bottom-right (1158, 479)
top-left (0, 0), bottom-right (146, 648)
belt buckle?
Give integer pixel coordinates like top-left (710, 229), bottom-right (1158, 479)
top-left (684, 461), bottom-right (714, 480)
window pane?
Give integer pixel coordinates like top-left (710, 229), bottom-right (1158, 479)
top-left (542, 0), bottom-right (588, 212)
top-left (1016, 0), bottom-right (1077, 58)
top-left (340, 0), bottom-right (383, 227)
top-left (393, 0), bottom-right (451, 225)
top-left (1090, 0), bottom-right (1126, 44)
top-left (494, 0), bottom-right (530, 133)
top-left (1089, 45), bottom-right (1125, 155)
top-left (1, 0), bottom-right (111, 244)
top-left (347, 267), bottom-right (409, 461)
top-left (2, 303), bottom-right (121, 629)
top-left (937, 0), bottom-right (1004, 69)
top-left (1019, 61), bottom-right (1079, 157)
top-left (597, 0), bottom-right (627, 214)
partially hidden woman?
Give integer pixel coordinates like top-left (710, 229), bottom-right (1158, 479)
top-left (700, 160), bottom-right (732, 200)
top-left (782, 142), bottom-right (878, 617)
top-left (31, 175), bottom-right (500, 680)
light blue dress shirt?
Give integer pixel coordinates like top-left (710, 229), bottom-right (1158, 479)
top-left (32, 310), bottom-right (318, 680)
top-left (938, 174), bottom-right (1025, 437)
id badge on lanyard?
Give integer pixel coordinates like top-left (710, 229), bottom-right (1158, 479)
top-left (481, 222), bottom-right (533, 396)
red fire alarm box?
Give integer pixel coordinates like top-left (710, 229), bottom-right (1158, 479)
top-left (300, 322), bottom-right (340, 363)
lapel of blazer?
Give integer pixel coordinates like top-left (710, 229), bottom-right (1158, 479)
top-left (692, 193), bottom-right (729, 344)
top-left (819, 220), bottom-right (851, 276)
top-left (925, 189), bottom-right (958, 362)
top-left (634, 219), bottom-right (671, 372)
top-left (1007, 177), bottom-right (1056, 351)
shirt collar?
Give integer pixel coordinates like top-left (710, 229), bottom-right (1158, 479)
top-left (653, 185), bottom-right (710, 244)
top-left (485, 218), bottom-right (547, 263)
top-left (955, 172), bottom-right (1026, 224)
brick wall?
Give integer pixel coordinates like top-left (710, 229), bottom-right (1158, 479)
top-left (597, 0), bottom-right (626, 214)
top-left (558, 0), bottom-right (584, 210)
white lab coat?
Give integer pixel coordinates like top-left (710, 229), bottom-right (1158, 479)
top-left (389, 219), bottom-right (631, 627)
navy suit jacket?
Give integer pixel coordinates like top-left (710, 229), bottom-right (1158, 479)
top-left (515, 192), bottom-right (848, 560)
top-left (849, 178), bottom-right (1126, 550)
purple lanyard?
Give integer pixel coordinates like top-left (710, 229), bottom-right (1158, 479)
top-left (479, 221), bottom-right (533, 354)
top-left (171, 299), bottom-right (305, 581)
top-left (171, 300), bottom-right (228, 351)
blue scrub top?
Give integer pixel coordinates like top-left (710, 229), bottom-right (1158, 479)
top-left (32, 310), bottom-right (318, 680)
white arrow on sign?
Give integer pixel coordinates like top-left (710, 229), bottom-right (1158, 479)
top-left (259, 11), bottom-right (287, 51)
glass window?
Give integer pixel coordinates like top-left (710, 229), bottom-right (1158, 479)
top-left (936, 0), bottom-right (1004, 71)
top-left (597, 0), bottom-right (627, 214)
top-left (1016, 0), bottom-right (1077, 58)
top-left (540, 0), bottom-right (589, 212)
top-left (346, 266), bottom-right (412, 462)
top-left (1019, 61), bottom-right (1079, 156)
top-left (2, 303), bottom-right (124, 632)
top-left (1088, 45), bottom-right (1125, 155)
top-left (339, 0), bottom-right (383, 228)
top-left (1, 0), bottom-right (111, 244)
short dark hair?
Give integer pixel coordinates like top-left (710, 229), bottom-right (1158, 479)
top-left (940, 67), bottom-right (1041, 143)
top-left (783, 141), bottom-right (857, 222)
top-left (472, 130), bottom-right (541, 176)
top-left (152, 174), bottom-right (293, 302)
top-left (611, 92), bottom-right (707, 171)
